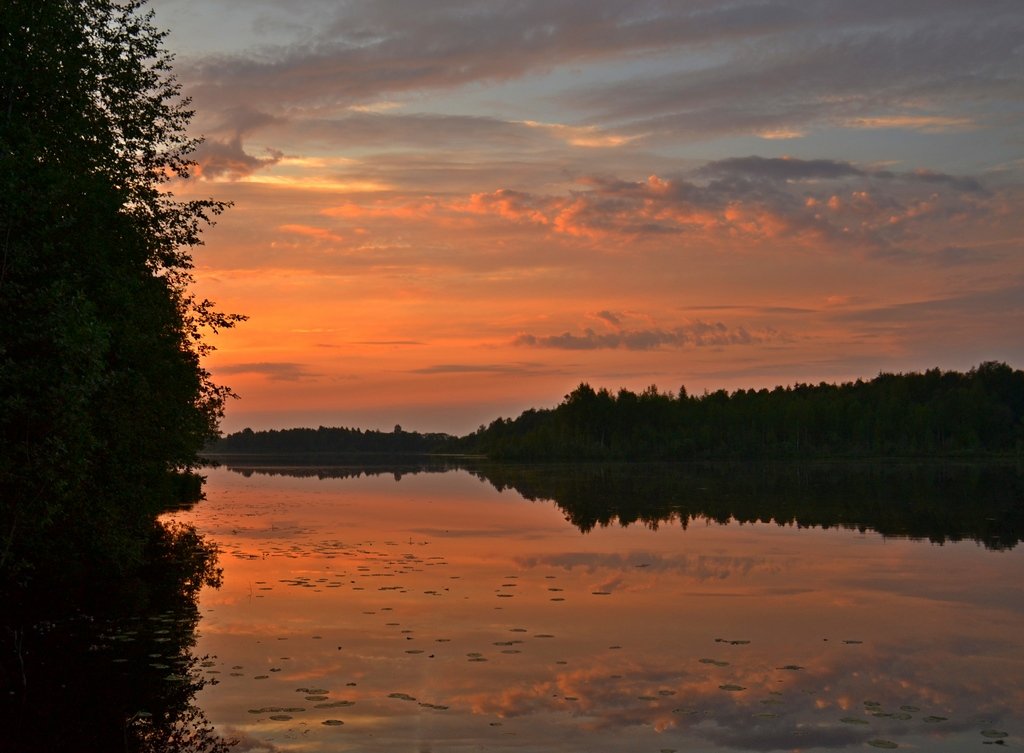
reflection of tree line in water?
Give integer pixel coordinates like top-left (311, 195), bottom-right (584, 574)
top-left (222, 459), bottom-right (1024, 550)
top-left (0, 521), bottom-right (231, 753)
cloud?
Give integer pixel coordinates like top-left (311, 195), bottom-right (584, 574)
top-left (514, 321), bottom-right (782, 351)
top-left (450, 161), bottom-right (1006, 258)
top-left (594, 310), bottom-right (623, 327)
top-left (410, 362), bottom-right (551, 375)
top-left (830, 279), bottom-right (1024, 324)
top-left (699, 156), bottom-right (865, 182)
top-left (215, 362), bottom-right (316, 381)
top-left (190, 135), bottom-right (283, 180)
top-left (567, 3), bottom-right (1023, 139)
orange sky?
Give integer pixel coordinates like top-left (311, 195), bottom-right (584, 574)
top-left (152, 0), bottom-right (1024, 434)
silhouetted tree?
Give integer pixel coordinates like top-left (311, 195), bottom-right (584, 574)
top-left (1, 0), bottom-right (242, 585)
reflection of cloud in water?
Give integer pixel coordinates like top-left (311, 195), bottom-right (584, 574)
top-left (458, 636), bottom-right (1019, 751)
top-left (516, 551), bottom-right (781, 582)
top-left (412, 526), bottom-right (549, 540)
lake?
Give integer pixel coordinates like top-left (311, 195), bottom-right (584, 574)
top-left (168, 461), bottom-right (1023, 752)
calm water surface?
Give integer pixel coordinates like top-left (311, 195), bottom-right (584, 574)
top-left (170, 464), bottom-right (1024, 752)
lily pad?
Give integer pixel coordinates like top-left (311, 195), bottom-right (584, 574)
top-left (322, 719), bottom-right (345, 726)
top-left (719, 684), bottom-right (746, 692)
top-left (981, 730), bottom-right (1008, 739)
top-left (867, 741), bottom-right (898, 749)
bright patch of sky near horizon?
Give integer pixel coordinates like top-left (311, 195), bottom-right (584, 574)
top-left (150, 0), bottom-right (1024, 435)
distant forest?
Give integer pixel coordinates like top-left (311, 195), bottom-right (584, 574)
top-left (210, 362), bottom-right (1024, 460)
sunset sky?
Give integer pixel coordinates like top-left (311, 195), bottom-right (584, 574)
top-left (149, 0), bottom-right (1024, 435)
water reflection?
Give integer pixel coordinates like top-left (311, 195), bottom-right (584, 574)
top-left (0, 521), bottom-right (230, 753)
top-left (218, 458), bottom-right (1024, 549)
top-left (165, 463), bottom-right (1022, 752)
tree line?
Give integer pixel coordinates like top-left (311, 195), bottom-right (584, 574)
top-left (213, 424), bottom-right (453, 455)
top-left (213, 362), bottom-right (1024, 460)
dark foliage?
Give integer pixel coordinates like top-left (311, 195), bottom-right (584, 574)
top-left (1, 0), bottom-right (241, 585)
top-left (456, 363), bottom-right (1024, 460)
top-left (1, 520), bottom-right (232, 753)
top-left (212, 424), bottom-right (455, 456)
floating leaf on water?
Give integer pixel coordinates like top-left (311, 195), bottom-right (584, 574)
top-left (840, 717), bottom-right (869, 725)
top-left (405, 649), bottom-right (424, 654)
top-left (899, 705), bottom-right (920, 712)
top-left (754, 712), bottom-right (779, 719)
top-left (305, 695), bottom-right (328, 701)
top-left (315, 701), bottom-right (355, 709)
top-left (867, 740), bottom-right (898, 749)
top-left (923, 716), bottom-right (948, 723)
top-left (892, 712), bottom-right (912, 721)
top-left (673, 708), bottom-right (697, 715)
top-left (389, 693), bottom-right (417, 702)
top-left (864, 701), bottom-right (882, 708)
top-left (658, 690), bottom-right (676, 696)
top-left (322, 719), bottom-right (345, 726)
top-left (981, 730), bottom-right (1009, 739)
top-left (535, 634), bottom-right (555, 639)
top-left (777, 665), bottom-right (804, 671)
top-left (253, 675), bottom-right (269, 680)
top-left (719, 684), bottom-right (746, 692)
top-left (592, 591), bottom-right (611, 595)
top-left (699, 658), bottom-right (730, 667)
top-left (268, 715), bottom-right (292, 721)
top-left (843, 640), bottom-right (863, 645)
top-left (638, 695), bottom-right (658, 701)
